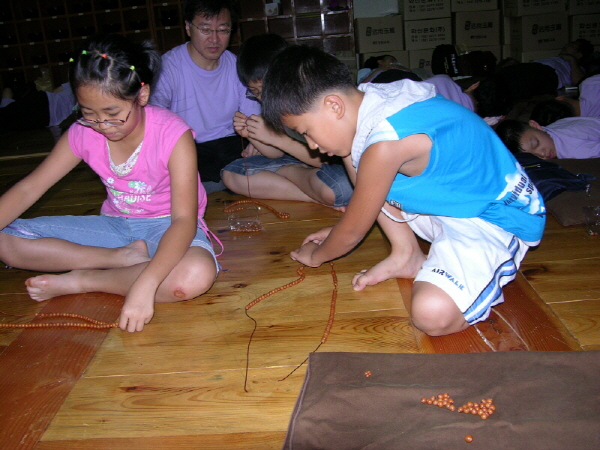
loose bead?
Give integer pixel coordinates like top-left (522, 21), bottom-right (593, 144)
top-left (465, 435), bottom-right (474, 443)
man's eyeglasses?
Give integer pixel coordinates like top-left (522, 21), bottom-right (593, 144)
top-left (189, 21), bottom-right (232, 36)
top-left (76, 101), bottom-right (135, 127)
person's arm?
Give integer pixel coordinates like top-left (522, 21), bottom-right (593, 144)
top-left (149, 58), bottom-right (173, 108)
top-left (118, 130), bottom-right (199, 332)
top-left (0, 132), bottom-right (81, 230)
top-left (291, 134), bottom-right (431, 266)
top-left (245, 114), bottom-right (323, 166)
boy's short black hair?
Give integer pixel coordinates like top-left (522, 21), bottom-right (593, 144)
top-left (574, 39), bottom-right (594, 60)
top-left (261, 45), bottom-right (355, 132)
top-left (471, 77), bottom-right (512, 118)
top-left (183, 0), bottom-right (237, 31)
top-left (495, 119), bottom-right (529, 154)
top-left (237, 33), bottom-right (288, 87)
top-left (529, 99), bottom-right (575, 126)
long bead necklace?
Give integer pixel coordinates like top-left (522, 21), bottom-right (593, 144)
top-left (0, 311), bottom-right (119, 329)
top-left (243, 262), bottom-right (338, 392)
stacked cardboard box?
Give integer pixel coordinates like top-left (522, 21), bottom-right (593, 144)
top-left (354, 0), bottom-right (596, 74)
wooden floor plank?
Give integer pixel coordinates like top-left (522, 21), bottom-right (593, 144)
top-left (549, 299), bottom-right (600, 347)
top-left (0, 293), bottom-right (122, 450)
top-left (41, 367), bottom-right (306, 441)
top-left (34, 432), bottom-right (287, 450)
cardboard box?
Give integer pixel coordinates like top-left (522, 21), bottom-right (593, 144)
top-left (451, 0), bottom-right (498, 11)
top-left (453, 9), bottom-right (501, 47)
top-left (568, 0), bottom-right (600, 15)
top-left (408, 48), bottom-right (435, 69)
top-left (354, 15), bottom-right (405, 53)
top-left (404, 17), bottom-right (452, 50)
top-left (508, 13), bottom-right (568, 52)
top-left (571, 14), bottom-right (600, 45)
top-left (399, 0), bottom-right (451, 20)
top-left (354, 0), bottom-right (400, 18)
top-left (502, 0), bottom-right (565, 17)
top-left (359, 50), bottom-right (411, 68)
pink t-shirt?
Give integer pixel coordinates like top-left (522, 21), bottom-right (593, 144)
top-left (68, 104), bottom-right (207, 219)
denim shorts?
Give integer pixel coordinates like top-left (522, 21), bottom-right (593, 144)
top-left (222, 155), bottom-right (353, 207)
top-left (2, 215), bottom-right (218, 268)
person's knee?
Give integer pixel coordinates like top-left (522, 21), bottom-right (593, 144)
top-left (221, 170), bottom-right (242, 193)
top-left (0, 233), bottom-right (20, 267)
top-left (161, 259), bottom-right (217, 302)
top-left (306, 173), bottom-right (335, 206)
top-left (410, 285), bottom-right (468, 336)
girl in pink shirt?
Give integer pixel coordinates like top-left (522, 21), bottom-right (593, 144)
top-left (0, 34), bottom-right (218, 332)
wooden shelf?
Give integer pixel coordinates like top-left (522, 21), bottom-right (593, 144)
top-left (237, 0), bottom-right (354, 57)
top-left (0, 0), bottom-right (354, 91)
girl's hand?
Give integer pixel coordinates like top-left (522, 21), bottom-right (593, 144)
top-left (290, 241), bottom-right (321, 267)
top-left (233, 111), bottom-right (249, 138)
top-left (119, 285), bottom-right (156, 332)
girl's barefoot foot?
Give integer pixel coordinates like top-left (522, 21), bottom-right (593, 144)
top-left (352, 252), bottom-right (426, 291)
top-left (121, 240), bottom-right (151, 267)
top-left (25, 270), bottom-right (90, 301)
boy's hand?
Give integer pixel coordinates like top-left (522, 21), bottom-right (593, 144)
top-left (290, 241), bottom-right (321, 267)
top-left (290, 227), bottom-right (333, 266)
top-left (246, 114), bottom-right (279, 144)
top-left (119, 285), bottom-right (156, 332)
top-left (233, 111), bottom-right (249, 138)
top-left (301, 227), bottom-right (332, 246)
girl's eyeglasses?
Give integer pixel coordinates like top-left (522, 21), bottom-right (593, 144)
top-left (76, 101), bottom-right (135, 127)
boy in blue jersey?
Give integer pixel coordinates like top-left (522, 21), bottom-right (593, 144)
top-left (261, 46), bottom-right (546, 336)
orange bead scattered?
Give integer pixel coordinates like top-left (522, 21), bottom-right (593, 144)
top-left (365, 371), bottom-right (372, 377)
top-left (420, 393), bottom-right (496, 420)
top-left (465, 434), bottom-right (474, 443)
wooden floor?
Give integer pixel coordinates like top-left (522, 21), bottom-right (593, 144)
top-left (0, 128), bottom-right (599, 450)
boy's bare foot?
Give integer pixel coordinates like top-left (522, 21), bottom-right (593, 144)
top-left (26, 270), bottom-right (91, 301)
top-left (352, 252), bottom-right (426, 291)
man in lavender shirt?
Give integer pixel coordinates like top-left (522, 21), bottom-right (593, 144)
top-left (151, 0), bottom-right (261, 193)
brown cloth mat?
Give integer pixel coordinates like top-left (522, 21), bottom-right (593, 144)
top-left (283, 351), bottom-right (600, 450)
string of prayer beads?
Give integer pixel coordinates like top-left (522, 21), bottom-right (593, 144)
top-left (0, 311), bottom-right (119, 329)
top-left (243, 262), bottom-right (338, 391)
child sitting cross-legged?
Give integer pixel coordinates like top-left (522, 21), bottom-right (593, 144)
top-left (261, 45), bottom-right (546, 336)
top-left (0, 34), bottom-right (219, 332)
top-left (221, 34), bottom-right (352, 210)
